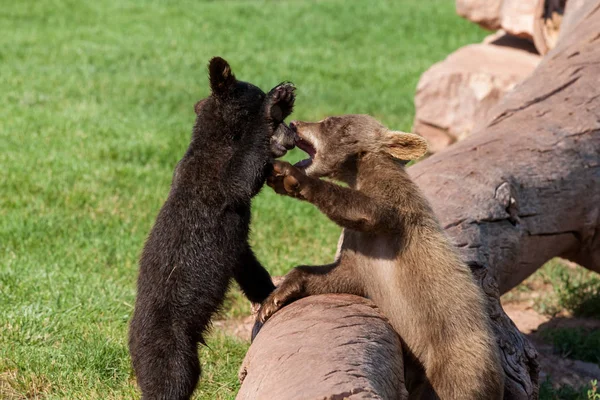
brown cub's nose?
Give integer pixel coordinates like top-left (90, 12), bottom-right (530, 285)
top-left (289, 121), bottom-right (298, 131)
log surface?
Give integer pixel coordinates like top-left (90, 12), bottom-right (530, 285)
top-left (237, 295), bottom-right (407, 400)
top-left (238, 1), bottom-right (600, 398)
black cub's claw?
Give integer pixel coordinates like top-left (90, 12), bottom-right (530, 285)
top-left (250, 320), bottom-right (264, 342)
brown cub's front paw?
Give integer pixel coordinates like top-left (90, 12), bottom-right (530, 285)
top-left (267, 160), bottom-right (310, 199)
top-left (256, 274), bottom-right (305, 324)
top-left (267, 83), bottom-right (295, 122)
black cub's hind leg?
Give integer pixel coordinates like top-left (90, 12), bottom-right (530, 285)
top-left (131, 322), bottom-right (201, 400)
top-left (235, 247), bottom-right (276, 343)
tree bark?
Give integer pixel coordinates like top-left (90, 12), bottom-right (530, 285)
top-left (410, 0), bottom-right (600, 397)
top-left (238, 0), bottom-right (600, 398)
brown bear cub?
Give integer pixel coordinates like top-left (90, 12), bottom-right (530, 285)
top-left (129, 57), bottom-right (295, 400)
top-left (258, 115), bottom-right (504, 400)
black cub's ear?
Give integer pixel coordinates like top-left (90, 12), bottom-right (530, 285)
top-left (194, 99), bottom-right (207, 115)
top-left (208, 57), bottom-right (236, 94)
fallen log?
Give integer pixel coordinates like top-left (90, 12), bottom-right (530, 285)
top-left (410, 2), bottom-right (600, 396)
top-left (238, 0), bottom-right (600, 398)
top-left (238, 295), bottom-right (407, 400)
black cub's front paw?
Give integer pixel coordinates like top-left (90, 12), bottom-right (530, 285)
top-left (270, 123), bottom-right (296, 158)
top-left (267, 83), bottom-right (295, 122)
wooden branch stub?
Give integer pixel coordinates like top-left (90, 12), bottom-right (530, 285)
top-left (532, 0), bottom-right (587, 55)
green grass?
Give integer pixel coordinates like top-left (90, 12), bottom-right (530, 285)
top-left (540, 328), bottom-right (600, 365)
top-left (0, 0), bottom-right (494, 398)
top-left (558, 276), bottom-right (600, 319)
top-left (539, 379), bottom-right (600, 400)
top-left (539, 377), bottom-right (592, 400)
top-left (504, 260), bottom-right (600, 398)
top-left (505, 259), bottom-right (600, 318)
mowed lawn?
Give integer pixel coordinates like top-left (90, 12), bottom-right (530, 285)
top-left (0, 1), bottom-right (490, 398)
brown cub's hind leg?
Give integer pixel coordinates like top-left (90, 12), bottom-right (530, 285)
top-left (424, 345), bottom-right (504, 400)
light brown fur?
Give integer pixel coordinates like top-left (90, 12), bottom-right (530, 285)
top-left (257, 115), bottom-right (504, 400)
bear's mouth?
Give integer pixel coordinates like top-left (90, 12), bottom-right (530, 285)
top-left (294, 132), bottom-right (316, 169)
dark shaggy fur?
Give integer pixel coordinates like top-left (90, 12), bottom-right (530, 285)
top-left (128, 57), bottom-right (295, 400)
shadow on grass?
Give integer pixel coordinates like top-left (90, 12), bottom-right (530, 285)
top-left (531, 316), bottom-right (600, 400)
top-left (558, 276), bottom-right (600, 319)
top-left (502, 259), bottom-right (600, 399)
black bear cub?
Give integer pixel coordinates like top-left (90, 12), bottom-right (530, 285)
top-left (129, 57), bottom-right (295, 400)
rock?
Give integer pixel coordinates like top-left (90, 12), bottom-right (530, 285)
top-left (456, 0), bottom-right (502, 31)
top-left (484, 31), bottom-right (540, 54)
top-left (500, 0), bottom-right (539, 38)
top-left (457, 0), bottom-right (538, 39)
top-left (413, 39), bottom-right (540, 153)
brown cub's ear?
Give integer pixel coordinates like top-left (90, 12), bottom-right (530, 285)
top-left (208, 57), bottom-right (236, 94)
top-left (383, 131), bottom-right (428, 160)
